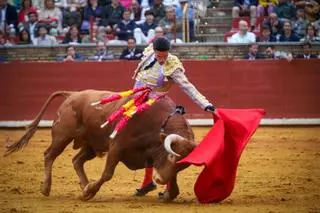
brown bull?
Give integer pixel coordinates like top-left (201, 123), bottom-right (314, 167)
top-left (5, 90), bottom-right (197, 202)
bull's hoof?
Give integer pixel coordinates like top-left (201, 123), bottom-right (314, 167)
top-left (82, 182), bottom-right (98, 201)
top-left (134, 182), bottom-right (157, 196)
top-left (40, 183), bottom-right (50, 197)
top-left (81, 192), bottom-right (95, 201)
top-left (158, 189), bottom-right (179, 202)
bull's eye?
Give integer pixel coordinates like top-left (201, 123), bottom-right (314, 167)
top-left (167, 154), bottom-right (176, 163)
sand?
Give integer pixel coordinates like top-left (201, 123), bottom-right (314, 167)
top-left (0, 127), bottom-right (319, 213)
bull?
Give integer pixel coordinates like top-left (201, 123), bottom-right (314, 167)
top-left (5, 90), bottom-right (197, 202)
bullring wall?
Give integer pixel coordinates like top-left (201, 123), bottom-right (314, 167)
top-left (1, 60), bottom-right (319, 124)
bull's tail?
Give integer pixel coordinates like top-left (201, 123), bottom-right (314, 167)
top-left (4, 91), bottom-right (74, 157)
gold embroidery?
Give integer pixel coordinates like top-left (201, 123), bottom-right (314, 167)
top-left (133, 46), bottom-right (185, 80)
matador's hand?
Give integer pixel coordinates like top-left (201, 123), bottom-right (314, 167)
top-left (204, 104), bottom-right (216, 113)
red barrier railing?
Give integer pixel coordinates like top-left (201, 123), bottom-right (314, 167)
top-left (1, 60), bottom-right (319, 121)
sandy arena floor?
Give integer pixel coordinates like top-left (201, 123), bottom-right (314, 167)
top-left (0, 127), bottom-right (319, 213)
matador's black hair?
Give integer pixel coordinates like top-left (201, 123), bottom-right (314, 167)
top-left (153, 37), bottom-right (171, 51)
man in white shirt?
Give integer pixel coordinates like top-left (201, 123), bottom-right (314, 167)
top-left (34, 25), bottom-right (57, 45)
top-left (227, 20), bottom-right (256, 43)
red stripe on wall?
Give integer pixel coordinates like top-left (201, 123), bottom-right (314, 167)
top-left (1, 59), bottom-right (319, 121)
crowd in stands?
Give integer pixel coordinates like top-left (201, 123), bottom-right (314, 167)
top-left (56, 36), bottom-right (144, 61)
top-left (227, 0), bottom-right (320, 43)
top-left (0, 0), bottom-right (319, 61)
top-left (0, 0), bottom-right (195, 46)
top-left (0, 0), bottom-right (319, 45)
top-left (244, 40), bottom-right (318, 59)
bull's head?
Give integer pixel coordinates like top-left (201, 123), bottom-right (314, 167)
top-left (153, 133), bottom-right (197, 185)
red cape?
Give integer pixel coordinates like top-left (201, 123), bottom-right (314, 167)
top-left (178, 108), bottom-right (265, 203)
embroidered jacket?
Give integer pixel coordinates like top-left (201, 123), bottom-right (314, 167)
top-left (132, 45), bottom-right (211, 109)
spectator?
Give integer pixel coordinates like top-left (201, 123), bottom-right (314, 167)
top-left (244, 43), bottom-right (264, 60)
top-left (82, 25), bottom-right (111, 43)
top-left (130, 0), bottom-right (143, 24)
top-left (62, 45), bottom-right (84, 61)
top-left (20, 11), bottom-right (39, 42)
top-left (153, 26), bottom-right (164, 39)
top-left (158, 6), bottom-right (183, 42)
top-left (264, 45), bottom-right (293, 61)
top-left (275, 0), bottom-right (296, 21)
top-left (0, 30), bottom-right (12, 46)
top-left (300, 23), bottom-right (320, 42)
top-left (61, 2), bottom-right (82, 32)
top-left (295, 42), bottom-right (318, 59)
top-left (150, 0), bottom-right (166, 24)
top-left (18, 0), bottom-right (37, 24)
top-left (136, 0), bottom-right (153, 23)
top-left (33, 25), bottom-right (57, 45)
top-left (0, 0), bottom-right (18, 32)
top-left (228, 20), bottom-right (256, 43)
top-left (313, 19), bottom-right (320, 36)
top-left (116, 9), bottom-right (136, 41)
top-left (88, 40), bottom-right (115, 61)
top-left (256, 25), bottom-right (276, 41)
top-left (134, 10), bottom-right (156, 44)
top-left (62, 25), bottom-right (81, 44)
top-left (38, 0), bottom-right (62, 34)
top-left (232, 0), bottom-right (258, 28)
top-left (175, 0), bottom-right (193, 20)
top-left (18, 28), bottom-right (33, 44)
top-left (102, 0), bottom-right (125, 27)
top-left (294, 0), bottom-right (320, 22)
top-left (81, 0), bottom-right (104, 33)
top-left (264, 12), bottom-right (283, 37)
top-left (143, 26), bottom-right (169, 46)
top-left (279, 21), bottom-right (299, 41)
top-left (6, 24), bottom-right (17, 43)
top-left (304, 0), bottom-right (320, 22)
top-left (257, 0), bottom-right (278, 17)
top-left (120, 37), bottom-right (143, 60)
top-left (293, 8), bottom-right (308, 39)
top-left (176, 0), bottom-right (195, 41)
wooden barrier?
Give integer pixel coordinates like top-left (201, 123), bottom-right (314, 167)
top-left (1, 59), bottom-right (319, 122)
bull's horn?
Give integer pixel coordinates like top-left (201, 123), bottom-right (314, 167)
top-left (91, 101), bottom-right (100, 106)
top-left (164, 134), bottom-right (184, 157)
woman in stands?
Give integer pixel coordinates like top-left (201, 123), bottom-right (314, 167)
top-left (300, 23), bottom-right (320, 42)
top-left (18, 0), bottom-right (38, 24)
top-left (62, 25), bottom-right (82, 44)
top-left (39, 0), bottom-right (63, 35)
top-left (18, 28), bottom-right (33, 44)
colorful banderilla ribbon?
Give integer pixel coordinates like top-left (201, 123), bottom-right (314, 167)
top-left (109, 93), bottom-right (165, 139)
top-left (91, 86), bottom-right (165, 139)
top-left (90, 86), bottom-right (151, 106)
top-left (100, 90), bottom-right (149, 128)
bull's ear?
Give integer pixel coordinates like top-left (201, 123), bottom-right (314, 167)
top-left (160, 132), bottom-right (168, 142)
